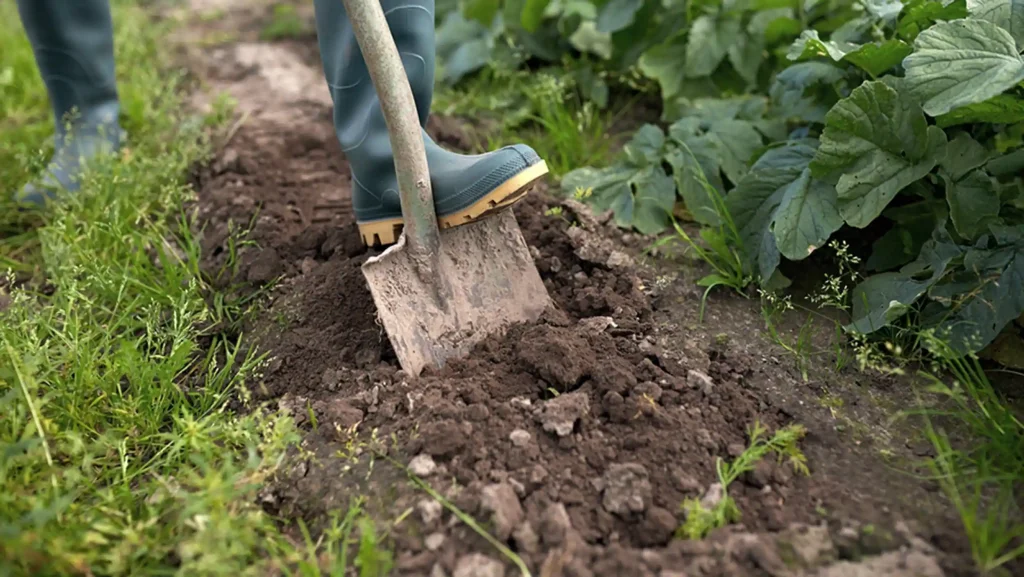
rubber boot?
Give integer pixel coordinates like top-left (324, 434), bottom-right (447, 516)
top-left (313, 0), bottom-right (548, 246)
top-left (13, 0), bottom-right (123, 207)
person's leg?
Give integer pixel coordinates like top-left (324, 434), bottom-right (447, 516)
top-left (313, 0), bottom-right (548, 246)
top-left (14, 0), bottom-right (123, 206)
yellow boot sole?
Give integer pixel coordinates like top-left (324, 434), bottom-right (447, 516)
top-left (357, 160), bottom-right (549, 247)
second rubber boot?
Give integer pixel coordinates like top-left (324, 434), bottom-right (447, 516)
top-left (14, 0), bottom-right (123, 207)
top-left (313, 0), bottom-right (548, 246)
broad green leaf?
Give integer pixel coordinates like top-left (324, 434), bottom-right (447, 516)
top-left (561, 165), bottom-right (632, 213)
top-left (988, 146), bottom-right (1024, 176)
top-left (903, 19), bottom-right (1024, 117)
top-left (867, 199), bottom-right (949, 271)
top-left (842, 39), bottom-right (913, 77)
top-left (863, 0), bottom-right (905, 21)
top-left (464, 0), bottom-right (500, 25)
top-left (770, 62), bottom-right (847, 124)
top-left (685, 16), bottom-right (741, 77)
top-left (811, 81), bottom-right (948, 228)
top-left (943, 169), bottom-right (1001, 239)
top-left (666, 145), bottom-right (723, 227)
top-left (680, 96), bottom-right (767, 121)
top-left (929, 227), bottom-right (1024, 352)
top-left (831, 15), bottom-right (874, 44)
top-left (847, 226), bottom-right (963, 334)
top-left (632, 165), bottom-right (677, 234)
top-left (940, 132), bottom-right (993, 180)
top-left (608, 0), bottom-right (678, 70)
top-left (711, 121), bottom-right (765, 184)
top-left (623, 124), bottom-right (667, 165)
top-left (521, 0), bottom-right (552, 31)
top-left (435, 12), bottom-right (494, 83)
top-left (728, 33), bottom-right (765, 86)
top-left (967, 0), bottom-right (1024, 49)
top-left (727, 141), bottom-right (843, 282)
top-left (787, 30), bottom-right (856, 61)
top-left (556, 0), bottom-right (597, 20)
top-left (787, 30), bottom-right (911, 76)
top-left (638, 34), bottom-right (688, 99)
top-left (574, 64), bottom-right (610, 108)
top-left (561, 133), bottom-right (675, 235)
top-left (671, 117), bottom-right (764, 184)
top-left (748, 7), bottom-right (795, 38)
top-left (774, 169), bottom-right (843, 260)
top-left (934, 93), bottom-right (1024, 127)
top-left (669, 98), bottom-right (775, 183)
top-left (596, 0), bottom-right (643, 33)
top-left (898, 0), bottom-right (968, 42)
top-left (570, 21), bottom-right (614, 59)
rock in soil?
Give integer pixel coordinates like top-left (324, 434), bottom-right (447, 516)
top-left (480, 483), bottom-right (524, 541)
top-left (601, 463), bottom-right (652, 517)
top-left (533, 391), bottom-right (590, 437)
top-left (453, 553), bottom-right (505, 577)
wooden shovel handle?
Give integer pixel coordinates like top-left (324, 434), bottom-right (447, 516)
top-left (342, 0), bottom-right (440, 260)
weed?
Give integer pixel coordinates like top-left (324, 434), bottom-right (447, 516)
top-left (291, 499), bottom-right (395, 577)
top-left (649, 143), bottom-right (752, 322)
top-left (758, 290), bottom-right (817, 381)
top-left (677, 421), bottom-right (809, 540)
top-left (913, 332), bottom-right (1024, 574)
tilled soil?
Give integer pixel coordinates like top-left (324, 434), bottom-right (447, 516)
top-left (179, 2), bottom-right (999, 576)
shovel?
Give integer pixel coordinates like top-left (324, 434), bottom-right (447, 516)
top-left (343, 0), bottom-right (552, 377)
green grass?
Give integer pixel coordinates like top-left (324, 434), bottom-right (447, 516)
top-left (913, 333), bottom-right (1024, 575)
top-left (0, 2), bottom-right (390, 574)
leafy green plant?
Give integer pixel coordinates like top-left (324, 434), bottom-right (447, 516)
top-left (677, 421), bottom-right (809, 540)
top-left (553, 0), bottom-right (1024, 358)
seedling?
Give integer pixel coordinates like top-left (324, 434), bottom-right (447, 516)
top-left (677, 421), bottom-right (809, 540)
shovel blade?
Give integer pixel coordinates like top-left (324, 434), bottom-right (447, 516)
top-left (361, 209), bottom-right (551, 376)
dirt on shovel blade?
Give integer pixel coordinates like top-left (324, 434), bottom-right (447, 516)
top-left (187, 15), bottom-right (997, 577)
top-left (362, 209), bottom-right (551, 377)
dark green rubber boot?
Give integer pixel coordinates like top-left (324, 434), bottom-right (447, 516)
top-left (313, 0), bottom-right (548, 246)
top-left (14, 0), bottom-right (123, 207)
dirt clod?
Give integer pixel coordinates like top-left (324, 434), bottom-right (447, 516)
top-left (419, 420), bottom-right (469, 458)
top-left (639, 507), bottom-right (678, 547)
top-left (453, 553), bottom-right (505, 577)
top-left (480, 483), bottom-right (524, 541)
top-left (539, 502), bottom-right (573, 547)
top-left (425, 533), bottom-right (446, 551)
top-left (245, 247), bottom-right (284, 283)
top-left (600, 463), bottom-right (652, 517)
top-left (418, 499), bottom-right (442, 526)
top-left (513, 521), bottom-right (540, 554)
top-left (409, 454), bottom-right (437, 477)
top-left (509, 429), bottom-right (532, 447)
top-left (518, 327), bottom-right (594, 389)
top-left (534, 391), bottom-right (590, 437)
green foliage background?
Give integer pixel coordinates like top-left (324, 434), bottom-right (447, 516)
top-left (435, 0), bottom-right (1024, 358)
